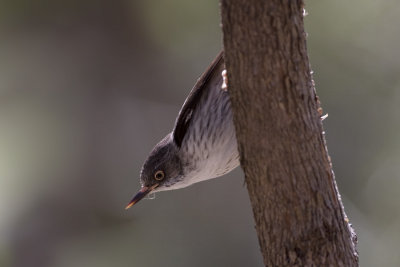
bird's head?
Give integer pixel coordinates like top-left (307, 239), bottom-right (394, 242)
top-left (125, 133), bottom-right (183, 209)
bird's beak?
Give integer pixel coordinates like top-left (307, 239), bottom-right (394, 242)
top-left (125, 184), bottom-right (159, 209)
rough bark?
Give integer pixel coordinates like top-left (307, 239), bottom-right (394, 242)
top-left (220, 1), bottom-right (358, 266)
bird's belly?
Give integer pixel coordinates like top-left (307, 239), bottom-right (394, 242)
top-left (183, 130), bottom-right (240, 187)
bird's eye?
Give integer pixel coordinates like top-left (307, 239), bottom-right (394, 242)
top-left (154, 170), bottom-right (165, 181)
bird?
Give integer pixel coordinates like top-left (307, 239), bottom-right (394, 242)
top-left (125, 51), bottom-right (239, 209)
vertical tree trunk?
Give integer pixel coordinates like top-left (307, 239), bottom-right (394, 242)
top-left (220, 1), bottom-right (358, 266)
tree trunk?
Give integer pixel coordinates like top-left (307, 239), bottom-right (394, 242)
top-left (220, 1), bottom-right (358, 266)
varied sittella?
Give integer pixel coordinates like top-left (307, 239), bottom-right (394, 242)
top-left (126, 51), bottom-right (239, 209)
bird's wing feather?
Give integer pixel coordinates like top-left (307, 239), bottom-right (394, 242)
top-left (173, 51), bottom-right (224, 147)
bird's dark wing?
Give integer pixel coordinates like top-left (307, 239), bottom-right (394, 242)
top-left (172, 51), bottom-right (224, 147)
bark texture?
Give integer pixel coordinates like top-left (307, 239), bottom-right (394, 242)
top-left (220, 1), bottom-right (358, 266)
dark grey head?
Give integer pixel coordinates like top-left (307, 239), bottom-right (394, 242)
top-left (140, 133), bottom-right (182, 189)
top-left (125, 133), bottom-right (183, 209)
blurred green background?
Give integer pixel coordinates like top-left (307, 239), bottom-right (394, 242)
top-left (0, 0), bottom-right (399, 266)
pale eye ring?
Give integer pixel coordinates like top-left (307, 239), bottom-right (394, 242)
top-left (154, 170), bottom-right (165, 181)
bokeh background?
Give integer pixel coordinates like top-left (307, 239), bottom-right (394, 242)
top-left (0, 0), bottom-right (399, 266)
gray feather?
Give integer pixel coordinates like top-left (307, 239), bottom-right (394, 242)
top-left (173, 51), bottom-right (224, 147)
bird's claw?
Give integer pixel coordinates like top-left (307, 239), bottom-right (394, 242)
top-left (221, 69), bottom-right (228, 91)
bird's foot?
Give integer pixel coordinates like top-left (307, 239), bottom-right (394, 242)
top-left (221, 69), bottom-right (228, 91)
